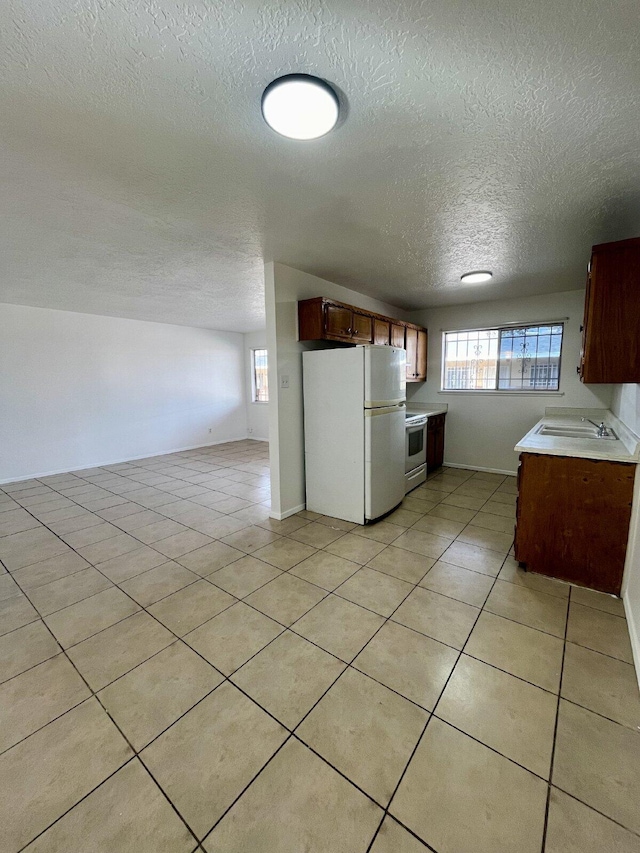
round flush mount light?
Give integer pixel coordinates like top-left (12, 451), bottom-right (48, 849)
top-left (261, 74), bottom-right (340, 140)
top-left (460, 270), bottom-right (493, 284)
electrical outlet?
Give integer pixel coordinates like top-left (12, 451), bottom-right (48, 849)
top-left (248, 427), bottom-right (253, 434)
top-left (208, 428), bottom-right (212, 433)
top-left (280, 374), bottom-right (290, 389)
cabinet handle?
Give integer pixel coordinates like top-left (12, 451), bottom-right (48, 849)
top-left (580, 325), bottom-right (584, 332)
top-left (576, 366), bottom-right (581, 375)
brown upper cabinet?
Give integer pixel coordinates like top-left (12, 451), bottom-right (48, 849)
top-left (403, 327), bottom-right (428, 381)
top-left (373, 318), bottom-right (391, 346)
top-left (298, 297), bottom-right (428, 382)
top-left (405, 328), bottom-right (418, 380)
top-left (391, 323), bottom-right (405, 349)
top-left (579, 235), bottom-right (640, 383)
top-left (415, 329), bottom-right (428, 381)
top-left (322, 303), bottom-right (372, 343)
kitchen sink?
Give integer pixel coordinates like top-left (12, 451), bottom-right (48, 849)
top-left (536, 424), bottom-right (618, 440)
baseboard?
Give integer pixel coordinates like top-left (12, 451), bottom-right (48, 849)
top-left (443, 462), bottom-right (517, 477)
top-left (623, 592), bottom-right (640, 691)
top-left (0, 436), bottom-right (251, 485)
top-left (269, 503), bottom-right (306, 522)
top-left (247, 435), bottom-right (269, 442)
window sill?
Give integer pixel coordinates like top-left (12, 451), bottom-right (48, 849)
top-left (437, 391), bottom-right (565, 397)
top-left (251, 401), bottom-right (269, 405)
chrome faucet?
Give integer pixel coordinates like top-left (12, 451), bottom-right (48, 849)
top-left (581, 417), bottom-right (610, 437)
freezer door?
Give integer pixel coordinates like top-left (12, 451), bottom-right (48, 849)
top-left (364, 404), bottom-right (406, 520)
top-left (364, 346), bottom-right (406, 408)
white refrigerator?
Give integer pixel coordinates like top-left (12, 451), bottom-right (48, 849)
top-left (303, 346), bottom-right (406, 524)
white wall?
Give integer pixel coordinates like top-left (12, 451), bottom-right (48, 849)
top-left (244, 330), bottom-right (269, 441)
top-left (0, 303), bottom-right (247, 482)
top-left (405, 289), bottom-right (613, 474)
top-left (266, 263), bottom-right (410, 519)
top-left (612, 384), bottom-right (640, 685)
top-left (612, 384), bottom-right (640, 435)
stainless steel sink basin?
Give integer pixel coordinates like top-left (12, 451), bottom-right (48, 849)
top-left (536, 424), bottom-right (618, 440)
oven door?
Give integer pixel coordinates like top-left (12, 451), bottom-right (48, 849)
top-left (405, 421), bottom-right (427, 473)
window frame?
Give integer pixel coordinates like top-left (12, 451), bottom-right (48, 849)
top-left (251, 348), bottom-right (269, 404)
top-left (440, 321), bottom-right (565, 394)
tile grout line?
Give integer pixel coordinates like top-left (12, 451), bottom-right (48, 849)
top-left (539, 583), bottom-right (572, 853)
top-left (5, 459), bottom-right (636, 849)
top-left (2, 447), bottom-right (274, 848)
top-left (1, 469), bottom-right (623, 683)
top-left (365, 547), bottom-right (510, 852)
top-left (9, 531), bottom-right (638, 848)
top-left (180, 477), bottom-right (501, 845)
top-left (2, 450), bottom-right (386, 848)
top-left (8, 562), bottom-right (205, 852)
top-left (6, 461), bottom-right (274, 563)
top-left (1, 465), bottom-right (508, 606)
top-left (6, 468), bottom-right (469, 664)
top-left (0, 471), bottom-right (572, 711)
top-left (198, 530), bottom-right (447, 847)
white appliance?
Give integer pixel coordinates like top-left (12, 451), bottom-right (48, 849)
top-left (303, 346), bottom-right (406, 524)
top-left (405, 412), bottom-right (427, 493)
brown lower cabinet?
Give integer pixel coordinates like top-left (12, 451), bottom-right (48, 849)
top-left (427, 414), bottom-right (446, 471)
top-left (514, 452), bottom-right (635, 595)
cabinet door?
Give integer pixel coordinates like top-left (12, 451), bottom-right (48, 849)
top-left (373, 318), bottom-right (391, 346)
top-left (415, 330), bottom-right (428, 381)
top-left (324, 304), bottom-right (353, 341)
top-left (426, 426), bottom-right (437, 470)
top-left (351, 312), bottom-right (373, 343)
top-left (298, 300), bottom-right (324, 341)
top-left (405, 328), bottom-right (418, 380)
top-left (434, 423), bottom-right (445, 468)
top-left (580, 237), bottom-right (640, 383)
top-left (514, 452), bottom-right (634, 594)
top-left (577, 270), bottom-right (590, 380)
top-left (391, 324), bottom-right (406, 349)
top-left (426, 415), bottom-right (445, 470)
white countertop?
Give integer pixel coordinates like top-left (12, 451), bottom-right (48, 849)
top-left (406, 403), bottom-right (448, 417)
top-left (515, 408), bottom-right (640, 464)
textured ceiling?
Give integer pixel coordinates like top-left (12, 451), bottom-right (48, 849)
top-left (1, 0), bottom-right (639, 331)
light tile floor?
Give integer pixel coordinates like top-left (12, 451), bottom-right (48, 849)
top-left (1, 442), bottom-right (639, 852)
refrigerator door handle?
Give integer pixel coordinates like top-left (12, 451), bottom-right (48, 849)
top-left (364, 397), bottom-right (406, 409)
top-left (364, 403), bottom-right (405, 417)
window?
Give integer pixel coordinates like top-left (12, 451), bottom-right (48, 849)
top-left (442, 324), bottom-right (564, 392)
top-left (251, 349), bottom-right (269, 402)
top-left (528, 362), bottom-right (559, 389)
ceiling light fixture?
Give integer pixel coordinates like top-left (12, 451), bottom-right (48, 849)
top-left (261, 74), bottom-right (340, 140)
top-left (460, 271), bottom-right (493, 284)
